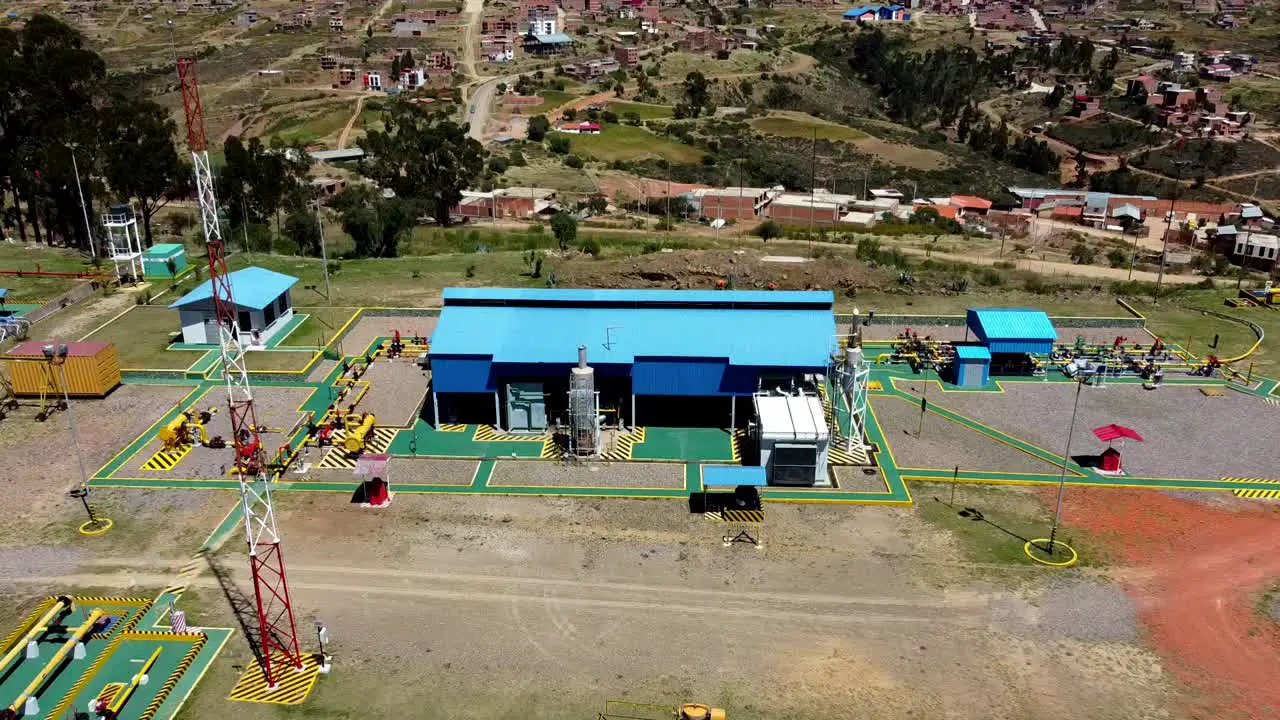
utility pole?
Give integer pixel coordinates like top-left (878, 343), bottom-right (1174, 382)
top-left (69, 147), bottom-right (97, 261)
top-left (1156, 160), bottom-right (1188, 298)
top-left (809, 129), bottom-right (817, 247)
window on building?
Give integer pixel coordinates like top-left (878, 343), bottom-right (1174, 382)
top-left (264, 303), bottom-right (276, 327)
top-left (237, 310), bottom-right (252, 332)
top-left (278, 295), bottom-right (288, 313)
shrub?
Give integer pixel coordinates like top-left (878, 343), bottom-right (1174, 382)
top-left (976, 268), bottom-right (1006, 286)
top-left (1023, 275), bottom-right (1052, 294)
top-left (488, 157), bottom-right (508, 174)
top-left (1106, 247), bottom-right (1127, 269)
top-left (509, 149), bottom-right (527, 166)
top-left (755, 219), bottom-right (781, 240)
top-left (945, 275), bottom-right (971, 293)
top-left (993, 260), bottom-right (1016, 269)
top-left (1069, 242), bottom-right (1097, 265)
top-left (465, 262), bottom-right (476, 278)
top-left (564, 154), bottom-right (584, 169)
top-left (547, 134), bottom-right (571, 154)
top-left (641, 242), bottom-right (661, 254)
top-left (580, 237), bottom-right (602, 256)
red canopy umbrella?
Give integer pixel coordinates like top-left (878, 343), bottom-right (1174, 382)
top-left (1092, 424), bottom-right (1144, 443)
top-left (1092, 424), bottom-right (1142, 473)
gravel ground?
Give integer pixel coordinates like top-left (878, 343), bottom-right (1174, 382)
top-left (340, 314), bottom-right (438, 356)
top-left (1037, 578), bottom-right (1139, 642)
top-left (489, 460), bottom-right (685, 488)
top-left (862, 323), bottom-right (1150, 345)
top-left (391, 458), bottom-right (480, 485)
top-left (932, 384), bottom-right (1278, 480)
top-left (358, 359), bottom-right (429, 427)
top-left (121, 385), bottom-right (315, 480)
top-left (833, 466), bottom-right (890, 492)
top-left (871, 394), bottom-right (1061, 475)
top-left (305, 358), bottom-right (340, 382)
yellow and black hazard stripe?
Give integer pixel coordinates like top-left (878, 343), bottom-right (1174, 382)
top-left (730, 429), bottom-right (745, 463)
top-left (315, 448), bottom-right (357, 469)
top-left (1234, 488), bottom-right (1280, 500)
top-left (601, 427), bottom-right (645, 461)
top-left (828, 443), bottom-right (870, 466)
top-left (540, 438), bottom-right (560, 459)
top-left (868, 380), bottom-right (883, 391)
top-left (95, 682), bottom-right (125, 709)
top-left (228, 652), bottom-right (322, 705)
top-left (110, 601), bottom-right (157, 638)
top-left (437, 423), bottom-right (467, 432)
top-left (1221, 476), bottom-right (1280, 484)
top-left (473, 425), bottom-right (547, 442)
top-left (140, 634), bottom-right (207, 720)
top-left (77, 595), bottom-right (149, 606)
top-left (721, 509), bottom-right (765, 523)
top-left (142, 443), bottom-right (194, 471)
top-left (0, 598), bottom-right (56, 651)
top-left (1263, 397), bottom-right (1280, 407)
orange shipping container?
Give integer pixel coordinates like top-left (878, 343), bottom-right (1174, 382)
top-left (4, 341), bottom-right (121, 397)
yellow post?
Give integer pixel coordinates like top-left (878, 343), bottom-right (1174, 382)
top-left (0, 598), bottom-right (70, 676)
top-left (1247, 362), bottom-right (1254, 384)
top-left (6, 609), bottom-right (102, 715)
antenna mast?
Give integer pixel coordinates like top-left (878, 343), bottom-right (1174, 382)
top-left (177, 57), bottom-right (303, 688)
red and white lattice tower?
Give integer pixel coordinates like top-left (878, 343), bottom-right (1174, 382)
top-left (177, 57), bottom-right (304, 688)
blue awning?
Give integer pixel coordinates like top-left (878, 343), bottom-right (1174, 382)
top-left (702, 465), bottom-right (766, 488)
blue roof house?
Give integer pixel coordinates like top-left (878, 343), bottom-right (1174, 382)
top-left (842, 4), bottom-right (907, 22)
top-left (966, 308), bottom-right (1057, 355)
top-left (428, 288), bottom-right (836, 430)
top-left (169, 266), bottom-right (298, 346)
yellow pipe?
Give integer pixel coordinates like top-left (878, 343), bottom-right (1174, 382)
top-left (7, 609), bottom-right (102, 714)
top-left (0, 598), bottom-right (69, 677)
top-left (343, 413), bottom-right (377, 453)
top-left (106, 646), bottom-right (162, 714)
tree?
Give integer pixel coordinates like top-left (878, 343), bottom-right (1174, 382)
top-left (1044, 84), bottom-right (1065, 111)
top-left (551, 211), bottom-right (577, 250)
top-left (547, 134), bottom-right (571, 154)
top-left (614, 82), bottom-right (625, 97)
top-left (586, 195), bottom-right (608, 214)
top-left (755, 219), bottom-right (780, 240)
top-left (282, 206), bottom-right (322, 257)
top-left (909, 207), bottom-right (941, 225)
top-left (1069, 242), bottom-right (1097, 265)
top-left (509, 149), bottom-right (527, 166)
top-left (527, 115), bottom-right (551, 141)
top-left (217, 135), bottom-right (312, 228)
top-left (331, 184), bottom-right (416, 258)
top-left (100, 93), bottom-right (191, 247)
top-left (361, 103), bottom-right (484, 225)
top-left (683, 71), bottom-right (711, 118)
top-left (1107, 247), bottom-right (1127, 268)
top-left (488, 157), bottom-right (508, 174)
top-left (564, 154), bottom-right (584, 168)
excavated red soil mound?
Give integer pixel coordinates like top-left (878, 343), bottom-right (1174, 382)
top-left (1056, 488), bottom-right (1280, 719)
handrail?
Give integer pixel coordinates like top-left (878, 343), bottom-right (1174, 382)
top-left (6, 608), bottom-right (102, 715)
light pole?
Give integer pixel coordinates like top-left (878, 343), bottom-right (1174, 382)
top-left (68, 146), bottom-right (98, 261)
top-left (1155, 160), bottom-right (1188, 298)
top-left (46, 341), bottom-right (111, 534)
top-left (1045, 376), bottom-right (1086, 555)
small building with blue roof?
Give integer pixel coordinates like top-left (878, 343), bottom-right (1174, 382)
top-left (429, 287), bottom-right (836, 429)
top-left (842, 4), bottom-right (908, 22)
top-left (966, 308), bottom-right (1057, 355)
top-left (169, 266), bottom-right (298, 346)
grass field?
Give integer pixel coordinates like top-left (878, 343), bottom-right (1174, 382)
top-left (1046, 115), bottom-right (1163, 154)
top-left (81, 306), bottom-right (206, 369)
top-left (550, 125), bottom-right (703, 163)
top-left (750, 112), bottom-right (870, 143)
top-left (529, 90), bottom-right (573, 115)
top-left (1135, 138), bottom-right (1280, 179)
top-left (607, 100), bottom-right (675, 120)
top-left (1218, 172), bottom-right (1280, 201)
top-left (503, 161), bottom-right (600, 193)
top-left (0, 243), bottom-right (107, 301)
top-left (654, 49), bottom-right (787, 78)
top-left (280, 307), bottom-right (363, 347)
top-left (265, 102), bottom-right (357, 146)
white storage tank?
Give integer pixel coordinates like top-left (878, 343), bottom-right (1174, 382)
top-left (752, 393), bottom-right (830, 486)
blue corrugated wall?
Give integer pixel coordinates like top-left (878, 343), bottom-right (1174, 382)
top-left (431, 355), bottom-right (496, 393)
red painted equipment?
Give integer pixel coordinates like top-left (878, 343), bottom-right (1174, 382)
top-left (179, 56), bottom-right (303, 689)
top-left (1092, 424), bottom-right (1143, 474)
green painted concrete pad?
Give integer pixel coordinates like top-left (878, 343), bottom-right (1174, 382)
top-left (632, 427), bottom-right (735, 462)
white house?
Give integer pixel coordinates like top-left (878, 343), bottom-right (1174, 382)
top-left (169, 266), bottom-right (299, 347)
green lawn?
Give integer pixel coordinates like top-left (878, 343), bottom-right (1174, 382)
top-left (0, 243), bottom-right (99, 301)
top-left (82, 305), bottom-right (206, 370)
top-left (749, 113), bottom-right (870, 143)
top-left (243, 349), bottom-right (320, 372)
top-left (280, 307), bottom-right (363, 348)
top-left (266, 103), bottom-right (355, 145)
top-left (607, 100), bottom-right (674, 120)
top-left (528, 90), bottom-right (573, 115)
top-left (550, 124), bottom-right (703, 163)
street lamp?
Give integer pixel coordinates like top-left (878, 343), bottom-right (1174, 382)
top-left (1043, 374), bottom-right (1087, 556)
top-left (1155, 159), bottom-right (1189, 298)
top-left (67, 145), bottom-right (98, 261)
top-left (44, 341), bottom-right (111, 534)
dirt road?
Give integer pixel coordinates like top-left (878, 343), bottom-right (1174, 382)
top-left (338, 94), bottom-right (366, 149)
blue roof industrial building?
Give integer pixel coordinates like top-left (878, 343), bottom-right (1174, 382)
top-left (428, 288), bottom-right (836, 427)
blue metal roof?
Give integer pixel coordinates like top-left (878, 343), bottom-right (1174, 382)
top-left (430, 304), bottom-right (834, 367)
top-left (443, 287), bottom-right (834, 307)
top-left (953, 344), bottom-right (991, 361)
top-left (0, 289), bottom-right (7, 300)
top-left (531, 32), bottom-right (573, 43)
top-left (843, 5), bottom-right (879, 16)
top-left (169, 266), bottom-right (298, 311)
top-left (966, 308), bottom-right (1057, 354)
top-left (702, 465), bottom-right (766, 488)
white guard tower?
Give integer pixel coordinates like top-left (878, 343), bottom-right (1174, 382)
top-left (102, 203), bottom-right (144, 282)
